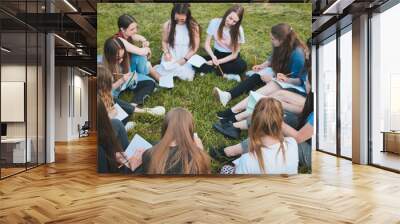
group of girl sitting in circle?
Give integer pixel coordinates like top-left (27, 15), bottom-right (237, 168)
top-left (98, 3), bottom-right (314, 175)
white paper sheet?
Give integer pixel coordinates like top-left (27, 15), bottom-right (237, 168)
top-left (162, 61), bottom-right (179, 71)
top-left (124, 134), bottom-right (153, 158)
top-left (187, 54), bottom-right (207, 68)
top-left (159, 74), bottom-right (174, 88)
top-left (114, 103), bottom-right (129, 121)
top-left (245, 90), bottom-right (266, 114)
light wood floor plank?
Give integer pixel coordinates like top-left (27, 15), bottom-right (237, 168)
top-left (0, 135), bottom-right (400, 223)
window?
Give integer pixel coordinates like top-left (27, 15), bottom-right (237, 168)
top-left (317, 35), bottom-right (337, 155)
top-left (339, 26), bottom-right (352, 158)
top-left (370, 3), bottom-right (400, 171)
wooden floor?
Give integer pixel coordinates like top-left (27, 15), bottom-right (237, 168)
top-left (1, 135), bottom-right (400, 223)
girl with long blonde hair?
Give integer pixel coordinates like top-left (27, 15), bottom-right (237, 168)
top-left (142, 108), bottom-right (211, 174)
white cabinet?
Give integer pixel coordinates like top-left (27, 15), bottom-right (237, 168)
top-left (1, 138), bottom-right (31, 163)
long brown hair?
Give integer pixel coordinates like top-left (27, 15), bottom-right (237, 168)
top-left (97, 96), bottom-right (128, 173)
top-left (270, 23), bottom-right (308, 75)
top-left (103, 37), bottom-right (130, 81)
top-left (217, 4), bottom-right (244, 52)
top-left (97, 65), bottom-right (114, 113)
top-left (147, 108), bottom-right (211, 174)
top-left (168, 3), bottom-right (199, 50)
top-left (249, 98), bottom-right (286, 173)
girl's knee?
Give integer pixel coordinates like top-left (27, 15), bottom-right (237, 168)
top-left (133, 55), bottom-right (150, 74)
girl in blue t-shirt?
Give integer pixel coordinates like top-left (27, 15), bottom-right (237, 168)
top-left (214, 23), bottom-right (308, 113)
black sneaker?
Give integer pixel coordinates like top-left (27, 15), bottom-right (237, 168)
top-left (217, 108), bottom-right (235, 119)
top-left (209, 147), bottom-right (240, 163)
top-left (212, 121), bottom-right (241, 139)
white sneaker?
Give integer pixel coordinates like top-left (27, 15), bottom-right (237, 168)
top-left (200, 72), bottom-right (205, 77)
top-left (224, 74), bottom-right (241, 82)
top-left (213, 87), bottom-right (231, 107)
top-left (146, 106), bottom-right (166, 116)
top-left (125, 121), bottom-right (136, 131)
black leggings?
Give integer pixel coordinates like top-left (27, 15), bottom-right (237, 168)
top-left (130, 80), bottom-right (155, 105)
top-left (228, 73), bottom-right (264, 99)
top-left (195, 49), bottom-right (247, 76)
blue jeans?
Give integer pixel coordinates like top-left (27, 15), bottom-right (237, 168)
top-left (130, 54), bottom-right (150, 82)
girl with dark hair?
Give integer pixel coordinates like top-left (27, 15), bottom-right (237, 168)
top-left (213, 23), bottom-right (308, 107)
top-left (154, 3), bottom-right (200, 81)
top-left (97, 96), bottom-right (144, 173)
top-left (195, 4), bottom-right (247, 81)
top-left (103, 37), bottom-right (165, 115)
top-left (115, 14), bottom-right (161, 82)
top-left (141, 108), bottom-right (211, 174)
top-left (229, 98), bottom-right (299, 174)
top-left (212, 37), bottom-right (313, 171)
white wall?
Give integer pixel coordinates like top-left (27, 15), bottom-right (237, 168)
top-left (1, 65), bottom-right (26, 136)
top-left (54, 67), bottom-right (89, 141)
top-left (54, 66), bottom-right (69, 141)
top-left (1, 65), bottom-right (40, 138)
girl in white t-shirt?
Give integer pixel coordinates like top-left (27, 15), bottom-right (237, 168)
top-left (232, 97), bottom-right (299, 174)
top-left (195, 5), bottom-right (247, 79)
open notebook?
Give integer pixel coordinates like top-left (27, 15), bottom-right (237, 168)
top-left (245, 91), bottom-right (265, 114)
top-left (159, 74), bottom-right (174, 88)
top-left (187, 54), bottom-right (207, 68)
top-left (272, 78), bottom-right (305, 93)
top-left (120, 72), bottom-right (137, 91)
top-left (114, 103), bottom-right (129, 121)
top-left (124, 134), bottom-right (153, 159)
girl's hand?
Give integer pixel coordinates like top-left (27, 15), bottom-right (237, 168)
top-left (277, 73), bottom-right (289, 82)
top-left (123, 72), bottom-right (131, 82)
top-left (115, 152), bottom-right (129, 168)
top-left (177, 58), bottom-right (186, 66)
top-left (211, 56), bottom-right (219, 66)
top-left (206, 60), bottom-right (213, 66)
top-left (142, 40), bottom-right (150, 48)
top-left (143, 47), bottom-right (150, 56)
top-left (128, 148), bottom-right (145, 171)
top-left (252, 64), bottom-right (263, 72)
top-left (164, 52), bottom-right (172, 61)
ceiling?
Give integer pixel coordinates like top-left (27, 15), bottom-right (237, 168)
top-left (312, 0), bottom-right (390, 41)
top-left (0, 0), bottom-right (97, 74)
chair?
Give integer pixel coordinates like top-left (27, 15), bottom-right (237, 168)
top-left (78, 121), bottom-right (90, 138)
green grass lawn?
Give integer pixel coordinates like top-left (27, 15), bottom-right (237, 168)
top-left (97, 3), bottom-right (311, 173)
